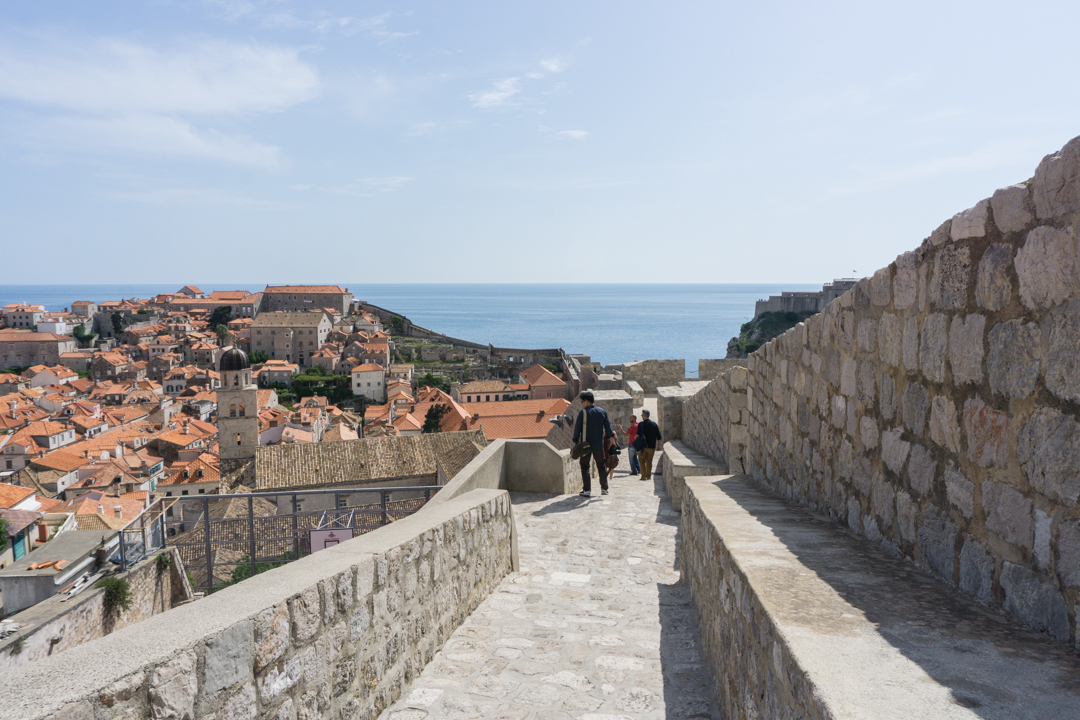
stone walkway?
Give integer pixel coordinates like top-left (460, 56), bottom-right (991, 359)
top-left (379, 452), bottom-right (720, 720)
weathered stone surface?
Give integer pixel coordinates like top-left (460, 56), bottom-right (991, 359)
top-left (947, 314), bottom-right (984, 384)
top-left (870, 267), bottom-right (891, 307)
top-left (976, 245), bottom-right (1014, 314)
top-left (1000, 562), bottom-right (1070, 641)
top-left (1035, 509), bottom-right (1053, 571)
top-left (210, 684), bottom-right (256, 720)
top-left (150, 650), bottom-right (197, 720)
top-left (1018, 407), bottom-right (1080, 505)
top-left (880, 428), bottom-right (910, 475)
top-left (991, 183), bottom-right (1034, 234)
top-left (987, 319), bottom-right (1040, 399)
top-left (255, 606), bottom-right (289, 673)
top-left (257, 655), bottom-right (301, 702)
top-left (1057, 520), bottom-right (1080, 589)
top-left (963, 398), bottom-right (1009, 468)
top-left (919, 505), bottom-right (956, 581)
top-left (840, 357), bottom-right (857, 398)
top-left (944, 467), bottom-right (973, 519)
top-left (929, 219), bottom-right (952, 248)
top-left (290, 588), bottom-right (321, 644)
top-left (877, 313), bottom-right (902, 368)
top-left (1033, 136), bottom-right (1080, 219)
top-left (859, 416), bottom-right (879, 450)
top-left (1046, 306), bottom-right (1080, 402)
top-left (906, 444), bottom-right (936, 496)
top-left (928, 396), bottom-right (961, 455)
top-left (857, 318), bottom-right (877, 354)
top-left (983, 481), bottom-right (1034, 549)
top-left (1015, 225), bottom-right (1079, 310)
top-left (951, 199), bottom-right (990, 241)
top-left (896, 491), bottom-right (917, 543)
top-left (901, 382), bottom-right (929, 435)
top-left (959, 538), bottom-right (995, 605)
top-left (930, 245), bottom-right (971, 310)
top-left (204, 621), bottom-right (254, 695)
top-left (919, 314), bottom-right (948, 383)
top-left (893, 252), bottom-right (918, 309)
top-left (879, 372), bottom-right (896, 421)
top-left (902, 316), bottom-right (919, 374)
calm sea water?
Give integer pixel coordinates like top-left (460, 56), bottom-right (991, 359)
top-left (0, 284), bottom-right (816, 376)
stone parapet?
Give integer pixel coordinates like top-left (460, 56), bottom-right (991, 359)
top-left (621, 379), bottom-right (644, 406)
top-left (698, 358), bottom-right (742, 381)
top-left (682, 475), bottom-right (1080, 719)
top-left (621, 359), bottom-right (686, 393)
top-left (683, 365), bottom-right (749, 469)
top-left (655, 385), bottom-right (699, 441)
top-left (661, 440), bottom-right (727, 512)
top-left (0, 489), bottom-right (514, 720)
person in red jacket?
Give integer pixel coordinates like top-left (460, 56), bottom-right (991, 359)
top-left (618, 415), bottom-right (640, 476)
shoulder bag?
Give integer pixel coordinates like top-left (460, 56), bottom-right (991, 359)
top-left (570, 407), bottom-right (591, 460)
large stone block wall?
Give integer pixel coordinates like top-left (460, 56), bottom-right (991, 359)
top-left (621, 359), bottom-right (686, 393)
top-left (683, 135), bottom-right (1080, 646)
top-left (1, 490), bottom-right (513, 720)
top-left (697, 358), bottom-right (743, 381)
top-left (683, 366), bottom-right (749, 471)
top-left (0, 549), bottom-right (190, 674)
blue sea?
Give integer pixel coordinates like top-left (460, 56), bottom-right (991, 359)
top-left (0, 284), bottom-right (817, 376)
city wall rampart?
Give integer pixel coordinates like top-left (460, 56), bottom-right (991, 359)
top-left (621, 359), bottom-right (685, 393)
top-left (682, 135), bottom-right (1080, 644)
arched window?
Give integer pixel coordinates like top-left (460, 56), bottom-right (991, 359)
top-left (239, 403), bottom-right (246, 417)
top-left (230, 403), bottom-right (236, 417)
top-left (233, 375), bottom-right (238, 386)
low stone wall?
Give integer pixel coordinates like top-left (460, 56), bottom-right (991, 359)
top-left (621, 359), bottom-right (686, 393)
top-left (622, 379), bottom-right (644, 406)
top-left (679, 135), bottom-right (1080, 645)
top-left (681, 474), bottom-right (1080, 719)
top-left (0, 548), bottom-right (191, 674)
top-left (655, 385), bottom-right (696, 441)
top-left (683, 365), bottom-right (749, 469)
top-left (0, 489), bottom-right (514, 720)
top-left (698, 358), bottom-right (742, 381)
top-left (661, 440), bottom-right (727, 513)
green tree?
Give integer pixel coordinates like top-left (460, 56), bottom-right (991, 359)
top-left (249, 350), bottom-right (268, 364)
top-left (72, 323), bottom-right (96, 348)
top-left (214, 324), bottom-right (231, 346)
top-left (417, 372), bottom-right (449, 393)
top-left (423, 404), bottom-right (449, 433)
top-left (110, 312), bottom-right (124, 336)
top-left (390, 315), bottom-right (405, 333)
top-left (208, 306), bottom-right (233, 328)
top-left (136, 308), bottom-right (151, 315)
top-left (0, 517), bottom-right (7, 553)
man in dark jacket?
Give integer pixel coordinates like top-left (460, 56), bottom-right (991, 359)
top-left (572, 391), bottom-right (614, 497)
top-left (636, 409), bottom-right (662, 481)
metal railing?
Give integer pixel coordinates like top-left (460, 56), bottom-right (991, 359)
top-left (117, 498), bottom-right (169, 570)
top-left (163, 486), bottom-right (440, 594)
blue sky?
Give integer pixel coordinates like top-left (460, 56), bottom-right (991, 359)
top-left (2, 1), bottom-right (1080, 285)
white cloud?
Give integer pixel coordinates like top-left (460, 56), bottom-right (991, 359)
top-left (0, 38), bottom-right (318, 115)
top-left (37, 114), bottom-right (282, 168)
top-left (540, 58), bottom-right (566, 73)
top-left (0, 34), bottom-right (317, 167)
top-left (557, 130), bottom-right (587, 140)
top-left (469, 78), bottom-right (521, 109)
top-left (98, 186), bottom-right (270, 206)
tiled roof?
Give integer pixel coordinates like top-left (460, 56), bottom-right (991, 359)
top-left (263, 285), bottom-right (347, 294)
top-left (0, 483), bottom-right (35, 509)
top-left (350, 363), bottom-right (384, 373)
top-left (254, 429), bottom-right (487, 491)
top-left (462, 399), bottom-right (571, 440)
top-left (520, 364), bottom-right (564, 387)
top-left (458, 380), bottom-right (512, 393)
top-left (0, 508), bottom-right (42, 536)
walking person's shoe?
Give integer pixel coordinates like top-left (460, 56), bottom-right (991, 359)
top-left (601, 489), bottom-right (609, 495)
top-left (579, 490), bottom-right (591, 498)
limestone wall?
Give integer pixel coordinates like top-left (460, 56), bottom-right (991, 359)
top-left (697, 358), bottom-right (742, 381)
top-left (0, 489), bottom-right (513, 720)
top-left (621, 359), bottom-right (686, 393)
top-left (0, 548), bottom-right (190, 674)
top-left (683, 366), bottom-right (749, 471)
top-left (682, 135), bottom-right (1080, 645)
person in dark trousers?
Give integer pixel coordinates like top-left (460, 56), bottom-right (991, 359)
top-left (636, 409), bottom-right (662, 481)
top-left (572, 391), bottom-right (614, 497)
top-left (618, 415), bottom-right (640, 476)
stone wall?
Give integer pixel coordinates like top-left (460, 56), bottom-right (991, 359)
top-left (697, 358), bottom-right (742, 381)
top-left (683, 366), bottom-right (749, 471)
top-left (0, 489), bottom-right (513, 720)
top-left (679, 135), bottom-right (1080, 645)
top-left (621, 359), bottom-right (686, 393)
top-left (0, 549), bottom-right (191, 674)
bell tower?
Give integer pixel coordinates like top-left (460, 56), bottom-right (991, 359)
top-left (217, 346), bottom-right (258, 463)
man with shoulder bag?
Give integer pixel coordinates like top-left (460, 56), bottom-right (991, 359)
top-left (635, 409), bottom-right (662, 482)
top-left (571, 391), bottom-right (614, 497)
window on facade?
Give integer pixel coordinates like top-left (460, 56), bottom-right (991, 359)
top-left (199, 488), bottom-right (205, 494)
top-left (239, 404), bottom-right (246, 417)
top-left (230, 403), bottom-right (236, 417)
top-left (181, 490), bottom-right (189, 495)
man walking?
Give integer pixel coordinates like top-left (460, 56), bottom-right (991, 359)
top-left (572, 391), bottom-right (614, 497)
top-left (636, 409), bottom-right (662, 481)
top-left (617, 415), bottom-right (640, 476)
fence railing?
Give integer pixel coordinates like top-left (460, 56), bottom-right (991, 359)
top-left (163, 486), bottom-right (440, 593)
top-left (117, 498), bottom-right (169, 570)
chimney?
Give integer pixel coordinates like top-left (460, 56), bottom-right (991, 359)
top-left (97, 504), bottom-right (104, 514)
top-left (113, 505), bottom-right (123, 519)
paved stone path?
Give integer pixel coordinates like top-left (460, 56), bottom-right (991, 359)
top-left (379, 451), bottom-right (720, 720)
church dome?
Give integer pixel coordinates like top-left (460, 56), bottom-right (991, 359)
top-left (219, 347), bottom-right (250, 372)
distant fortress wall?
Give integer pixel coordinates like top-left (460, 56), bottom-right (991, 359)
top-left (753, 279), bottom-right (862, 320)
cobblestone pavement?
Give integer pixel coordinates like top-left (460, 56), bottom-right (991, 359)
top-left (379, 453), bottom-right (720, 720)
